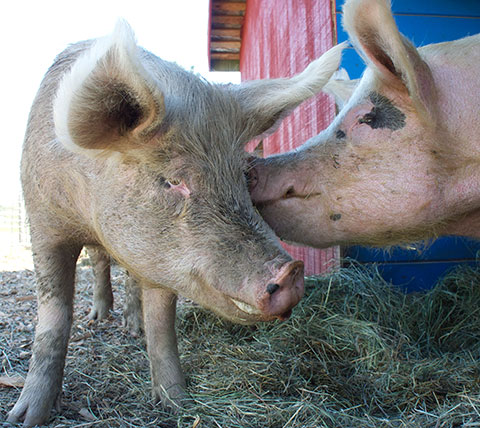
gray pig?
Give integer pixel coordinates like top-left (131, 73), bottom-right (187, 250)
top-left (7, 21), bottom-right (343, 426)
top-left (250, 0), bottom-right (480, 249)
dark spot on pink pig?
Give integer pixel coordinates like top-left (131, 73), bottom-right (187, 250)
top-left (358, 92), bottom-right (406, 131)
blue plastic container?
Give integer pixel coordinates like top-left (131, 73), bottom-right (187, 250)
top-left (344, 238), bottom-right (480, 292)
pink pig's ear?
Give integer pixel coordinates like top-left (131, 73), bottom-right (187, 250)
top-left (342, 0), bottom-right (436, 121)
top-left (233, 42), bottom-right (346, 143)
top-left (54, 20), bottom-right (165, 156)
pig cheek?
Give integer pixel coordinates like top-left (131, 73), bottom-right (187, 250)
top-left (147, 183), bottom-right (190, 215)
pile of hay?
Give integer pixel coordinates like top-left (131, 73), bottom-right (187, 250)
top-left (2, 261), bottom-right (480, 427)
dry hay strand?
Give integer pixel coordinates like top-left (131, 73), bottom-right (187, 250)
top-left (2, 261), bottom-right (480, 427)
top-left (172, 263), bottom-right (480, 428)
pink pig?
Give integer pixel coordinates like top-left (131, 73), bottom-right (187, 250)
top-left (250, 0), bottom-right (480, 249)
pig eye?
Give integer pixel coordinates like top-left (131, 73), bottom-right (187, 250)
top-left (158, 177), bottom-right (181, 188)
top-left (159, 176), bottom-right (191, 197)
top-left (157, 176), bottom-right (190, 197)
top-left (166, 178), bottom-right (181, 187)
top-left (358, 109), bottom-right (377, 126)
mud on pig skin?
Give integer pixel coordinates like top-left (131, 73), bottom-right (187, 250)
top-left (250, 0), bottom-right (480, 249)
top-left (7, 20), bottom-right (345, 427)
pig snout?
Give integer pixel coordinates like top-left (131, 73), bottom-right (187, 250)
top-left (259, 260), bottom-right (305, 321)
top-left (231, 260), bottom-right (304, 321)
top-left (248, 163), bottom-right (296, 206)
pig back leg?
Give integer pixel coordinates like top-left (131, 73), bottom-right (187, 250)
top-left (7, 240), bottom-right (81, 427)
top-left (123, 272), bottom-right (144, 336)
top-left (86, 246), bottom-right (113, 321)
top-left (142, 286), bottom-right (188, 411)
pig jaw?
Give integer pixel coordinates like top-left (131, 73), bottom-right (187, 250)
top-left (255, 192), bottom-right (441, 249)
top-left (186, 257), bottom-right (305, 324)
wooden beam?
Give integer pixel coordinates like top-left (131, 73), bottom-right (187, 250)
top-left (211, 28), bottom-right (241, 41)
top-left (212, 1), bottom-right (246, 16)
top-left (211, 40), bottom-right (241, 53)
top-left (210, 52), bottom-right (240, 61)
top-left (211, 15), bottom-right (244, 29)
top-left (209, 0), bottom-right (245, 70)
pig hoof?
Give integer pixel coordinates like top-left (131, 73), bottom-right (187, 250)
top-left (123, 312), bottom-right (144, 337)
top-left (7, 395), bottom-right (54, 427)
top-left (87, 301), bottom-right (113, 321)
top-left (154, 385), bottom-right (191, 414)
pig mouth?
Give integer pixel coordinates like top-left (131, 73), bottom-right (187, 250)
top-left (255, 187), bottom-right (322, 208)
top-left (230, 298), bottom-right (263, 316)
top-left (230, 298), bottom-right (292, 321)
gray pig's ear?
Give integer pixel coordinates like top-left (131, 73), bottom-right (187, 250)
top-left (342, 0), bottom-right (436, 121)
top-left (322, 69), bottom-right (359, 110)
top-left (54, 21), bottom-right (165, 157)
top-left (233, 42), bottom-right (346, 142)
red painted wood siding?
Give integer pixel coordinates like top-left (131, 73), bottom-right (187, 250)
top-left (240, 0), bottom-right (340, 275)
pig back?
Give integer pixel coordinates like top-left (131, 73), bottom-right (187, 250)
top-left (21, 41), bottom-right (108, 239)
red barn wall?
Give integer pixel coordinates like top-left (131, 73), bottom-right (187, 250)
top-left (240, 0), bottom-right (339, 275)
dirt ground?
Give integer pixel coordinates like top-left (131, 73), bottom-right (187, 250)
top-left (0, 229), bottom-right (177, 427)
top-left (0, 244), bottom-right (153, 427)
top-left (3, 232), bottom-right (480, 427)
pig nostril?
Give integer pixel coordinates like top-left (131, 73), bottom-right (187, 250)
top-left (284, 186), bottom-right (295, 199)
top-left (266, 283), bottom-right (280, 295)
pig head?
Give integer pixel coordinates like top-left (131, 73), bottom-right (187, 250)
top-left (250, 0), bottom-right (480, 249)
top-left (8, 21), bottom-right (344, 427)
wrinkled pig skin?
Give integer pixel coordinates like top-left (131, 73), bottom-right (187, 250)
top-left (7, 21), bottom-right (344, 426)
top-left (250, 0), bottom-right (480, 249)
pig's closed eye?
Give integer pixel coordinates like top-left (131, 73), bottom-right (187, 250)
top-left (356, 94), bottom-right (406, 131)
top-left (358, 109), bottom-right (377, 126)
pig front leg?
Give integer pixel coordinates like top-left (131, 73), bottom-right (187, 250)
top-left (142, 286), bottom-right (187, 411)
top-left (86, 246), bottom-right (113, 321)
top-left (123, 272), bottom-right (144, 336)
top-left (7, 242), bottom-right (81, 427)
